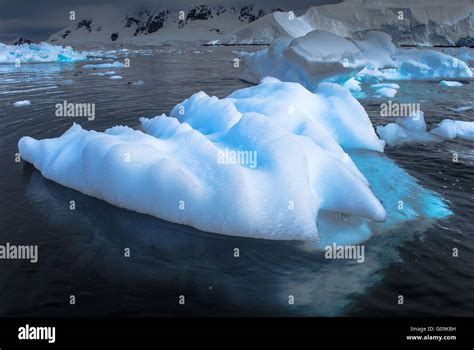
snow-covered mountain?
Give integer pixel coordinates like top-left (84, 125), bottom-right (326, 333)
top-left (48, 5), bottom-right (282, 45)
top-left (218, 0), bottom-right (474, 46)
top-left (10, 37), bottom-right (34, 45)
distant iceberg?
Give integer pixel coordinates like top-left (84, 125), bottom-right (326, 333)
top-left (18, 79), bottom-right (451, 244)
top-left (0, 42), bottom-right (87, 64)
top-left (240, 30), bottom-right (473, 91)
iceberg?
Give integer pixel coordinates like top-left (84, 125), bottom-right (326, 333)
top-left (240, 30), bottom-right (473, 90)
top-left (19, 79), bottom-right (386, 242)
top-left (431, 119), bottom-right (474, 141)
top-left (376, 111), bottom-right (442, 146)
top-left (18, 79), bottom-right (451, 244)
top-left (0, 42), bottom-right (87, 64)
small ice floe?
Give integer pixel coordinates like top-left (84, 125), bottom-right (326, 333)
top-left (439, 80), bottom-right (463, 87)
top-left (109, 75), bottom-right (123, 80)
top-left (13, 100), bottom-right (31, 107)
top-left (374, 87), bottom-right (398, 98)
top-left (89, 71), bottom-right (116, 76)
top-left (447, 105), bottom-right (473, 113)
top-left (82, 61), bottom-right (124, 69)
top-left (377, 111), bottom-right (441, 146)
top-left (128, 80), bottom-right (144, 85)
top-left (370, 83), bottom-right (400, 90)
top-left (431, 119), bottom-right (474, 141)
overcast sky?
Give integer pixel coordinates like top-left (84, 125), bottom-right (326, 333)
top-left (0, 0), bottom-right (342, 43)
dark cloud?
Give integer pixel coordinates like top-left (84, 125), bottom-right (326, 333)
top-left (0, 0), bottom-right (341, 42)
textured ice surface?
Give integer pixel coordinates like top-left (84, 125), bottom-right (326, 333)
top-left (0, 42), bottom-right (87, 64)
top-left (18, 79), bottom-right (451, 243)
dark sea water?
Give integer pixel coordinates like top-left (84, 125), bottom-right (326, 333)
top-left (0, 46), bottom-right (473, 317)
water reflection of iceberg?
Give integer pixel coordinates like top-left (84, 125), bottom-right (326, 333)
top-left (25, 148), bottom-right (451, 316)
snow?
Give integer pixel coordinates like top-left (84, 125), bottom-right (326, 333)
top-left (220, 0), bottom-right (474, 47)
top-left (48, 5), bottom-right (270, 45)
top-left (431, 119), bottom-right (474, 141)
top-left (0, 42), bottom-right (87, 64)
top-left (439, 80), bottom-right (463, 87)
top-left (19, 79), bottom-right (388, 242)
top-left (376, 111), bottom-right (441, 146)
top-left (109, 75), bottom-right (123, 80)
top-left (82, 61), bottom-right (124, 69)
top-left (13, 100), bottom-right (31, 107)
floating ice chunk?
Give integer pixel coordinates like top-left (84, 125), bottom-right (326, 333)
top-left (343, 77), bottom-right (362, 92)
top-left (383, 49), bottom-right (473, 80)
top-left (89, 70), bottom-right (116, 76)
top-left (370, 83), bottom-right (400, 90)
top-left (0, 42), bottom-right (87, 63)
top-left (129, 80), bottom-right (144, 86)
top-left (13, 100), bottom-right (31, 107)
top-left (377, 111), bottom-right (441, 146)
top-left (19, 79), bottom-right (387, 241)
top-left (374, 87), bottom-right (398, 98)
top-left (431, 119), bottom-right (474, 141)
top-left (82, 61), bottom-right (124, 69)
top-left (439, 80), bottom-right (463, 87)
top-left (447, 105), bottom-right (473, 113)
top-left (109, 75), bottom-right (123, 80)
